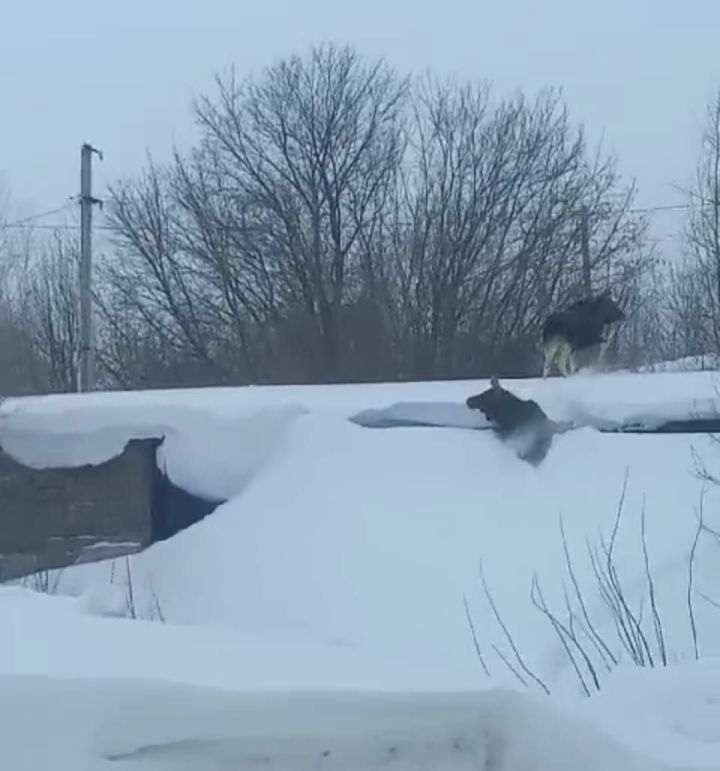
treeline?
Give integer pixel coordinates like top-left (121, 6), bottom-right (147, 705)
top-left (2, 43), bottom-right (718, 394)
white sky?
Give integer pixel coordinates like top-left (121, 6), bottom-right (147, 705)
top-left (2, 0), bottom-right (720, 254)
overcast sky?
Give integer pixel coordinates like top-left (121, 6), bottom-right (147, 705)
top-left (2, 0), bottom-right (720, 252)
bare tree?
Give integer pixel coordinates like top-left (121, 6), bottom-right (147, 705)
top-left (98, 45), bottom-right (652, 388)
top-left (168, 146), bottom-right (282, 380)
top-left (678, 88), bottom-right (720, 355)
top-left (13, 231), bottom-right (81, 392)
top-left (102, 160), bottom-right (232, 386)
top-left (193, 43), bottom-right (408, 380)
top-left (657, 260), bottom-right (709, 364)
top-left (0, 193), bottom-right (57, 395)
top-left (388, 80), bottom-right (649, 378)
top-left (650, 87), bottom-right (720, 367)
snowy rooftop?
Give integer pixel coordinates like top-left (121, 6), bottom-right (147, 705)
top-left (1, 369), bottom-right (720, 768)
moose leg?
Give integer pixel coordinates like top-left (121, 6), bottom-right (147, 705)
top-left (566, 349), bottom-right (578, 376)
top-left (541, 338), bottom-right (561, 378)
top-left (575, 341), bottom-right (605, 373)
top-left (594, 341), bottom-right (608, 372)
top-left (542, 351), bottom-right (552, 379)
top-left (557, 342), bottom-right (575, 377)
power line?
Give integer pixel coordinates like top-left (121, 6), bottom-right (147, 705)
top-left (0, 209), bottom-right (112, 232)
top-left (628, 202), bottom-right (692, 214)
top-left (1, 201), bottom-right (76, 229)
top-left (1, 223), bottom-right (81, 231)
top-left (0, 198), bottom-right (707, 236)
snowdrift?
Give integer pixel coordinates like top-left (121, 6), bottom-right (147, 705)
top-left (3, 587), bottom-right (720, 769)
top-left (3, 371), bottom-right (720, 767)
top-left (2, 370), bottom-right (720, 491)
top-left (4, 371), bottom-right (719, 686)
top-left (2, 672), bottom-right (717, 770)
top-left (0, 399), bottom-right (307, 501)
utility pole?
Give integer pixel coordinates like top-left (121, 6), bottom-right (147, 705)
top-left (579, 204), bottom-right (592, 298)
top-left (79, 142), bottom-right (103, 392)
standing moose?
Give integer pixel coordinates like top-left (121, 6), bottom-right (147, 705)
top-left (540, 290), bottom-right (626, 377)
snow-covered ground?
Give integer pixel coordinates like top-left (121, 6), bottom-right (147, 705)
top-left (2, 370), bottom-right (720, 769)
top-left (641, 353), bottom-right (720, 373)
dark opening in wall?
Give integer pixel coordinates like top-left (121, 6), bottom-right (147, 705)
top-left (0, 435), bottom-right (226, 581)
top-left (150, 453), bottom-right (225, 543)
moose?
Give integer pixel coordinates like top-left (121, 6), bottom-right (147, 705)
top-left (540, 290), bottom-right (626, 377)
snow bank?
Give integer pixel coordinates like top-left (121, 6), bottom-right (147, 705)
top-left (350, 400), bottom-right (491, 430)
top-left (5, 373), bottom-right (720, 689)
top-left (578, 659), bottom-right (720, 768)
top-left (1, 673), bottom-right (706, 771)
top-left (0, 400), bottom-right (306, 500)
top-left (0, 584), bottom-right (481, 692)
top-left (47, 409), bottom-right (720, 694)
top-left (642, 354), bottom-right (720, 373)
top-left (2, 586), bottom-right (720, 769)
top-left (4, 370), bottom-right (720, 470)
top-left (350, 392), bottom-right (720, 434)
top-left (4, 371), bottom-right (720, 767)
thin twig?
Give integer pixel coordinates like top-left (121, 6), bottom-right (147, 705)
top-left (124, 556), bottom-right (137, 620)
top-left (601, 472), bottom-right (655, 666)
top-left (596, 532), bottom-right (642, 663)
top-left (701, 521), bottom-right (720, 543)
top-left (531, 575), bottom-right (594, 696)
top-left (560, 516), bottom-right (617, 668)
top-left (478, 561), bottom-right (550, 695)
top-left (687, 499), bottom-right (704, 661)
top-left (149, 580), bottom-right (166, 623)
top-left (698, 591), bottom-right (720, 612)
top-left (599, 476), bottom-right (642, 660)
top-left (491, 645), bottom-right (529, 688)
top-left (641, 496), bottom-right (667, 666)
top-left (463, 593), bottom-right (490, 676)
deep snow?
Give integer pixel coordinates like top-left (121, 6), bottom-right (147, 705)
top-left (2, 370), bottom-right (720, 768)
top-left (4, 672), bottom-right (717, 771)
top-left (3, 587), bottom-right (720, 769)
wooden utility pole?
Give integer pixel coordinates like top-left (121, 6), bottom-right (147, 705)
top-left (78, 142), bottom-right (102, 392)
top-left (579, 204), bottom-right (592, 298)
